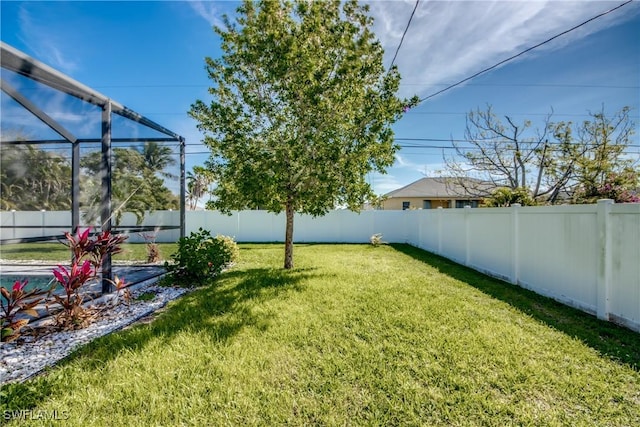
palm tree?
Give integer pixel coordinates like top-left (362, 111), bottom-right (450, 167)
top-left (186, 167), bottom-right (211, 210)
top-left (139, 141), bottom-right (176, 179)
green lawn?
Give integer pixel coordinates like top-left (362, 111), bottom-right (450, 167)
top-left (0, 242), bottom-right (178, 263)
top-left (2, 244), bottom-right (639, 426)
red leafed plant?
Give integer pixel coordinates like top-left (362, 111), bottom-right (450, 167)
top-left (50, 228), bottom-right (128, 328)
top-left (1, 279), bottom-right (48, 342)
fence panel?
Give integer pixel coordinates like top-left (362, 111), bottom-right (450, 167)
top-left (372, 210), bottom-right (407, 244)
top-left (235, 211), bottom-right (283, 241)
top-left (417, 210), bottom-right (438, 252)
top-left (187, 211), bottom-right (238, 238)
top-left (439, 209), bottom-right (467, 264)
top-left (13, 211), bottom-right (46, 240)
top-left (518, 206), bottom-right (599, 313)
top-left (467, 208), bottom-right (512, 281)
top-left (609, 204), bottom-right (640, 329)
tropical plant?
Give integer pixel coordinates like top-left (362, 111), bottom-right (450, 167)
top-left (189, 0), bottom-right (417, 268)
top-left (1, 279), bottom-right (49, 342)
top-left (50, 228), bottom-right (128, 328)
top-left (186, 166), bottom-right (212, 210)
top-left (139, 141), bottom-right (177, 179)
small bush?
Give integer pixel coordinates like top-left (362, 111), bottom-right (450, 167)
top-left (140, 231), bottom-right (161, 263)
top-left (370, 233), bottom-right (384, 247)
top-left (165, 228), bottom-right (239, 286)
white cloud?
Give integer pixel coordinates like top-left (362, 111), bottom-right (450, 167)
top-left (369, 172), bottom-right (405, 195)
top-left (17, 6), bottom-right (79, 74)
top-left (367, 0), bottom-right (640, 98)
top-left (394, 153), bottom-right (427, 173)
top-left (188, 0), bottom-right (225, 28)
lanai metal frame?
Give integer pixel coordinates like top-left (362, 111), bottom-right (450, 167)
top-left (0, 42), bottom-right (186, 293)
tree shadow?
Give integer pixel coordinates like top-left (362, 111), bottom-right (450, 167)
top-left (390, 244), bottom-right (640, 371)
top-left (0, 266), bottom-right (316, 411)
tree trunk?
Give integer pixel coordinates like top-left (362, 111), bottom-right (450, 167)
top-left (533, 140), bottom-right (548, 198)
top-left (284, 200), bottom-right (294, 269)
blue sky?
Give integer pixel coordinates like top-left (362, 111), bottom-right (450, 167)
top-left (1, 0), bottom-right (639, 196)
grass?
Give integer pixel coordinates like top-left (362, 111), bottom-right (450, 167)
top-left (134, 292), bottom-right (156, 302)
top-left (1, 243), bottom-right (639, 426)
top-left (0, 242), bottom-right (178, 263)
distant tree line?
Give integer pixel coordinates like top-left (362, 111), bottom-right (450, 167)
top-left (0, 138), bottom-right (179, 222)
top-left (444, 105), bottom-right (639, 205)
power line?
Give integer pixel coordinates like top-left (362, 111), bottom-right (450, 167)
top-left (395, 137), bottom-right (640, 147)
top-left (418, 0), bottom-right (635, 103)
top-left (403, 82), bottom-right (639, 89)
top-left (389, 0), bottom-right (421, 69)
top-left (402, 111), bottom-right (640, 119)
top-left (31, 82), bottom-right (636, 90)
top-left (396, 136), bottom-right (640, 147)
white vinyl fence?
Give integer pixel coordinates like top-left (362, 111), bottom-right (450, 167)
top-left (403, 201), bottom-right (640, 333)
top-left (0, 210), bottom-right (181, 244)
top-left (1, 201), bottom-right (638, 332)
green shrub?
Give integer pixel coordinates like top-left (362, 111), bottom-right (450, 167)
top-left (482, 187), bottom-right (537, 207)
top-left (165, 228), bottom-right (239, 286)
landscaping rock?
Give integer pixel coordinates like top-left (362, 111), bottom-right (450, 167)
top-left (0, 283), bottom-right (189, 385)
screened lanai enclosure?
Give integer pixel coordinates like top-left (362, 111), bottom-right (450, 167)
top-left (0, 42), bottom-right (185, 293)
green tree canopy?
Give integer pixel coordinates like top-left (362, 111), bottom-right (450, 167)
top-left (1, 144), bottom-right (71, 211)
top-left (189, 0), bottom-right (416, 268)
top-left (482, 187), bottom-right (537, 207)
top-left (81, 146), bottom-right (178, 225)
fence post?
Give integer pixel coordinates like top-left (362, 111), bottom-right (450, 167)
top-left (510, 204), bottom-right (521, 285)
top-left (596, 199), bottom-right (613, 321)
top-left (11, 209), bottom-right (16, 240)
top-left (40, 209), bottom-right (46, 238)
top-left (437, 207), bottom-right (443, 255)
top-left (464, 205), bottom-right (471, 266)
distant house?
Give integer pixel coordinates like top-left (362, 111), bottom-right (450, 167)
top-left (381, 177), bottom-right (490, 210)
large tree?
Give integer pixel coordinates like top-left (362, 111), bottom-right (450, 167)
top-left (0, 144), bottom-right (71, 210)
top-left (444, 105), bottom-right (637, 204)
top-left (81, 145), bottom-right (179, 224)
top-left (189, 0), bottom-right (416, 268)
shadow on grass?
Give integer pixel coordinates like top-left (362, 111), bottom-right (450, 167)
top-left (0, 266), bottom-right (315, 412)
top-left (390, 243), bottom-right (640, 371)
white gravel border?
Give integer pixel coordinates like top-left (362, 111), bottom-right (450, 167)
top-left (0, 278), bottom-right (190, 385)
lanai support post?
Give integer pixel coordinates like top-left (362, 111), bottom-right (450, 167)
top-left (71, 141), bottom-right (80, 235)
top-left (180, 137), bottom-right (186, 239)
top-left (101, 101), bottom-right (113, 294)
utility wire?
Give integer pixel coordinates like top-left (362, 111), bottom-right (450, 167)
top-left (390, 0), bottom-right (421, 69)
top-left (419, 0), bottom-right (635, 103)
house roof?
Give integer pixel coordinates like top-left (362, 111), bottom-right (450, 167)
top-left (384, 177), bottom-right (491, 199)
